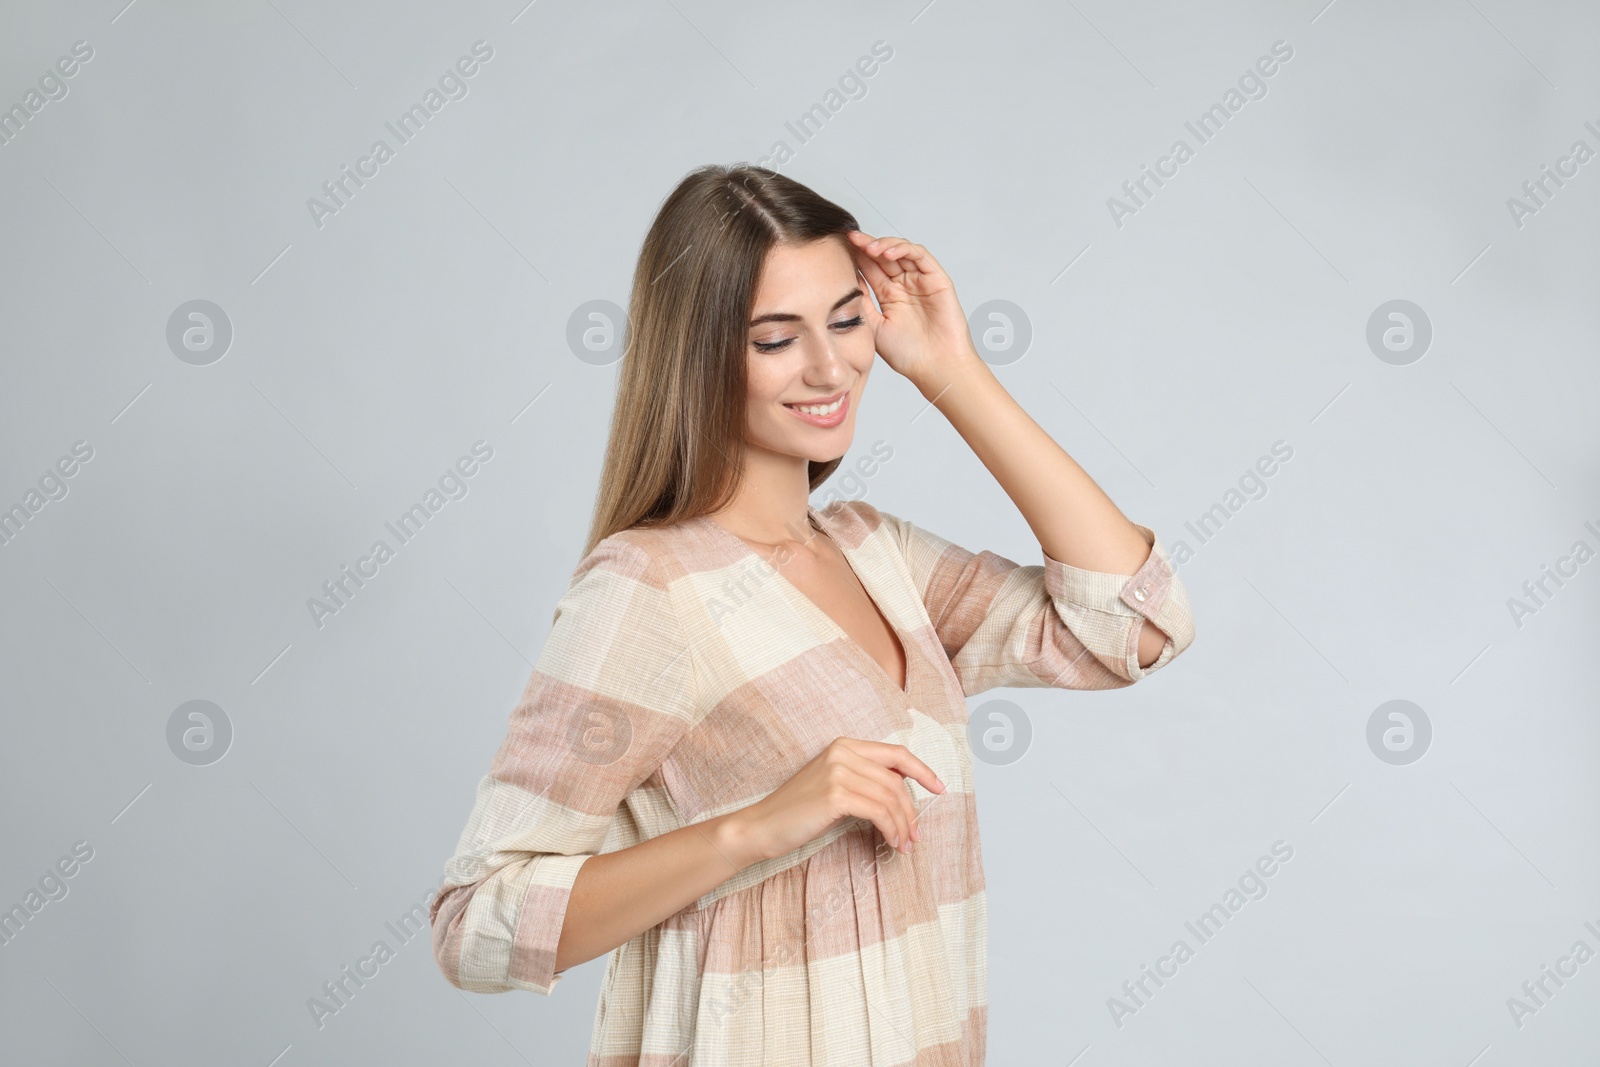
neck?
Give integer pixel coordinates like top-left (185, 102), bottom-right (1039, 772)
top-left (707, 447), bottom-right (817, 547)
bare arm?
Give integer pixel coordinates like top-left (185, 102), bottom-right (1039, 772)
top-left (554, 811), bottom-right (762, 973)
top-left (847, 230), bottom-right (1172, 670)
top-left (917, 355), bottom-right (1172, 669)
top-left (554, 737), bottom-right (942, 973)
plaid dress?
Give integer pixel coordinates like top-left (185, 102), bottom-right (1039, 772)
top-left (430, 498), bottom-right (1196, 1065)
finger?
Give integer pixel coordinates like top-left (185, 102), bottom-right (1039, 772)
top-left (847, 229), bottom-right (904, 283)
top-left (860, 795), bottom-right (906, 854)
top-left (851, 243), bottom-right (895, 299)
top-left (847, 753), bottom-right (929, 853)
top-left (839, 754), bottom-right (915, 849)
top-left (849, 232), bottom-right (909, 272)
top-left (854, 268), bottom-right (886, 329)
top-left (859, 740), bottom-right (947, 796)
top-left (838, 764), bottom-right (915, 857)
top-left (836, 769), bottom-right (906, 853)
top-left (896, 780), bottom-right (921, 844)
top-left (860, 234), bottom-right (907, 255)
top-left (860, 236), bottom-right (914, 282)
top-left (880, 241), bottom-right (946, 285)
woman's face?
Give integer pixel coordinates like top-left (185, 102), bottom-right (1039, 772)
top-left (743, 236), bottom-right (876, 464)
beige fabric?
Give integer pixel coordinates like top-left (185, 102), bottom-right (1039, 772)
top-left (430, 499), bottom-right (1195, 1065)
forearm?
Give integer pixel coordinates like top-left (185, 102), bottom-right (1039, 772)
top-left (553, 809), bottom-right (765, 973)
top-left (915, 352), bottom-right (1152, 573)
top-left (914, 351), bottom-right (1170, 665)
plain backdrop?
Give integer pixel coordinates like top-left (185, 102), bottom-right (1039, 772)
top-left (1, 1), bottom-right (1597, 1064)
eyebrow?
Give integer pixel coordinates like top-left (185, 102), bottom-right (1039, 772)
top-left (749, 287), bottom-right (863, 328)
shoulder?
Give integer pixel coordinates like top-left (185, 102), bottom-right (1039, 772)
top-left (548, 525), bottom-right (691, 640)
top-left (569, 524), bottom-right (682, 592)
top-left (814, 497), bottom-right (908, 552)
top-left (566, 516), bottom-right (742, 599)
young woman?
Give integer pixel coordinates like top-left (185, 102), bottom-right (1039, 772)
top-left (430, 164), bottom-right (1196, 1065)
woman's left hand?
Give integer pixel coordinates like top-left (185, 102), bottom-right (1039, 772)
top-left (846, 230), bottom-right (979, 392)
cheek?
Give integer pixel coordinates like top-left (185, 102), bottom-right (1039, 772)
top-left (845, 329), bottom-right (877, 365)
top-left (744, 361), bottom-right (793, 422)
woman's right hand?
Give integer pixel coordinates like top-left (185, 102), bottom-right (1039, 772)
top-left (733, 737), bottom-right (947, 864)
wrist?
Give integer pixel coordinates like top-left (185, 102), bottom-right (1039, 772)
top-left (708, 807), bottom-right (770, 870)
top-left (913, 347), bottom-right (989, 404)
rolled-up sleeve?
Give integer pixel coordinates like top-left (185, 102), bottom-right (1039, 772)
top-left (1043, 522), bottom-right (1194, 683)
top-left (877, 506), bottom-right (1195, 695)
top-left (429, 536), bottom-right (698, 995)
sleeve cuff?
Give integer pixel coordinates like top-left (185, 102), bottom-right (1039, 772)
top-left (451, 852), bottom-right (589, 996)
top-left (511, 852), bottom-right (589, 995)
top-left (1042, 524), bottom-right (1185, 682)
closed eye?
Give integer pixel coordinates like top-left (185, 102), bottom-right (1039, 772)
top-left (753, 315), bottom-right (865, 353)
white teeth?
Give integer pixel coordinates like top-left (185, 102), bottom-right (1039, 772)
top-left (788, 397), bottom-right (843, 416)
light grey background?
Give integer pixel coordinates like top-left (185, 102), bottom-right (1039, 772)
top-left (2, 0), bottom-right (1597, 1064)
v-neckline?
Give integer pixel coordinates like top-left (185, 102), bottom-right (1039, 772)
top-left (697, 505), bottom-right (912, 698)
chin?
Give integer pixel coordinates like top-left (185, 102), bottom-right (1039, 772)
top-left (755, 427), bottom-right (854, 465)
top-left (798, 438), bottom-right (854, 464)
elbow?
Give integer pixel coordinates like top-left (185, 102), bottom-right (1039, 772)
top-left (429, 881), bottom-right (516, 994)
top-left (552, 930), bottom-right (582, 980)
top-left (1134, 619), bottom-right (1169, 671)
top-left (429, 882), bottom-right (474, 991)
top-left (1125, 612), bottom-right (1196, 683)
top-left (1123, 544), bottom-right (1196, 680)
top-left (427, 857), bottom-right (583, 997)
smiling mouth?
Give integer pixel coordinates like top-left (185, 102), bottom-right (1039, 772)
top-left (784, 395), bottom-right (845, 416)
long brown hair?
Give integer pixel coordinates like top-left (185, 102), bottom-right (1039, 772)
top-left (581, 164), bottom-right (860, 558)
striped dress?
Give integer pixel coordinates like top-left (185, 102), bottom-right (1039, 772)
top-left (430, 497), bottom-right (1196, 1065)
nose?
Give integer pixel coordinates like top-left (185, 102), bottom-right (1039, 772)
top-left (805, 329), bottom-right (850, 388)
